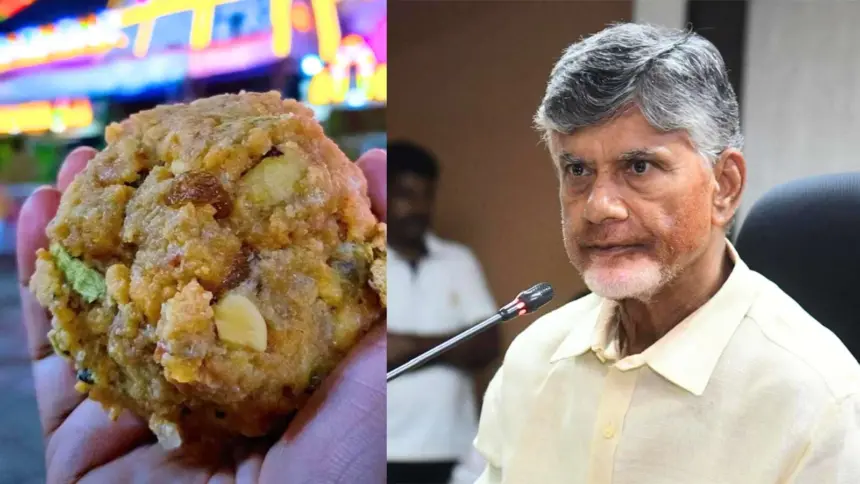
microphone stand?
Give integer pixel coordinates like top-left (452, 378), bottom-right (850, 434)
top-left (387, 282), bottom-right (554, 382)
top-left (386, 312), bottom-right (503, 382)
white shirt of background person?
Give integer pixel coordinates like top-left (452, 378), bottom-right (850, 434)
top-left (387, 233), bottom-right (497, 465)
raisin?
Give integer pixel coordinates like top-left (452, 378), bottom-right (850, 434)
top-left (241, 147), bottom-right (283, 177)
top-left (220, 243), bottom-right (255, 293)
top-left (215, 410), bottom-right (226, 419)
top-left (76, 368), bottom-right (95, 384)
top-left (263, 147), bottom-right (282, 158)
top-left (180, 406), bottom-right (191, 416)
top-left (282, 386), bottom-right (295, 399)
top-left (165, 171), bottom-right (232, 218)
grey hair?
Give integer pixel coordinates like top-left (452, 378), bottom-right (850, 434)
top-left (535, 23), bottom-right (743, 163)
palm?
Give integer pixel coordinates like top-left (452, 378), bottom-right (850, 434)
top-left (18, 148), bottom-right (387, 484)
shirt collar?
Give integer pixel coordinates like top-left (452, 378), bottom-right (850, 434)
top-left (425, 233), bottom-right (444, 253)
top-left (390, 232), bottom-right (443, 262)
top-left (550, 239), bottom-right (760, 396)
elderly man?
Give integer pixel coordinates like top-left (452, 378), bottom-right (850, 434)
top-left (473, 23), bottom-right (860, 483)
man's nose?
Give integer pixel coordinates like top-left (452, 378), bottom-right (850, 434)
top-left (584, 176), bottom-right (628, 224)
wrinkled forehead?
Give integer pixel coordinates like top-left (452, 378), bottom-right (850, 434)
top-left (547, 109), bottom-right (699, 164)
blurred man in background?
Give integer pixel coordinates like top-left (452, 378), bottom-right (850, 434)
top-left (387, 141), bottom-right (499, 484)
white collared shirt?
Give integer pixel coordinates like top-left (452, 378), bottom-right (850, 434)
top-left (474, 241), bottom-right (860, 483)
top-left (388, 234), bottom-right (497, 462)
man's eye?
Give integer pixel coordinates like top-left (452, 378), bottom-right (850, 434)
top-left (567, 162), bottom-right (587, 176)
top-left (630, 160), bottom-right (650, 174)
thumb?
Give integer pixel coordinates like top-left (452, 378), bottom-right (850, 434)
top-left (16, 186), bottom-right (61, 360)
top-left (356, 149), bottom-right (386, 221)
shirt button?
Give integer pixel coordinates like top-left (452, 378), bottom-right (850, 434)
top-left (603, 424), bottom-right (615, 439)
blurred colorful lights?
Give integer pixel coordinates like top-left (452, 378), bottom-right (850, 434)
top-left (307, 34), bottom-right (385, 107)
top-left (0, 11), bottom-right (128, 73)
top-left (0, 99), bottom-right (94, 134)
top-left (0, 0), bottom-right (346, 73)
top-left (300, 54), bottom-right (324, 76)
top-left (0, 0), bottom-right (35, 22)
top-left (0, 0), bottom-right (386, 108)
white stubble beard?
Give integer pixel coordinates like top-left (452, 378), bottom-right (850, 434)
top-left (581, 257), bottom-right (670, 302)
top-left (563, 218), bottom-right (679, 302)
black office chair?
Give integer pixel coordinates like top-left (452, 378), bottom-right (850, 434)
top-left (734, 172), bottom-right (860, 359)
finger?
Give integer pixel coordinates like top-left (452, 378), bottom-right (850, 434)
top-left (206, 470), bottom-right (236, 484)
top-left (57, 146), bottom-right (97, 192)
top-left (79, 445), bottom-right (209, 484)
top-left (20, 285), bottom-right (54, 361)
top-left (356, 149), bottom-right (386, 221)
top-left (235, 449), bottom-right (264, 484)
top-left (46, 400), bottom-right (151, 483)
top-left (33, 354), bottom-right (84, 437)
top-left (16, 186), bottom-right (61, 284)
top-left (260, 325), bottom-right (386, 483)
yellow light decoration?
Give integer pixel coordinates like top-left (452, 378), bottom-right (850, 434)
top-left (331, 74), bottom-right (349, 104)
top-left (306, 36), bottom-right (386, 107)
top-left (189, 3), bottom-right (216, 50)
top-left (310, 0), bottom-right (341, 63)
top-left (119, 0), bottom-right (163, 26)
top-left (0, 99), bottom-right (94, 134)
top-left (270, 0), bottom-right (292, 58)
top-left (370, 63), bottom-right (386, 103)
top-left (307, 69), bottom-right (333, 106)
top-left (119, 0), bottom-right (232, 26)
top-left (120, 0), bottom-right (240, 52)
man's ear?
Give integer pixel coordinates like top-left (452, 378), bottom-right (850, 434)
top-left (712, 149), bottom-right (746, 229)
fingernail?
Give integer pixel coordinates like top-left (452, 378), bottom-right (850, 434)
top-left (31, 184), bottom-right (56, 195)
top-left (68, 146), bottom-right (97, 157)
top-left (357, 149), bottom-right (386, 164)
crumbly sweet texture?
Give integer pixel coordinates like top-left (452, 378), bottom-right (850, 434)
top-left (30, 91), bottom-right (386, 449)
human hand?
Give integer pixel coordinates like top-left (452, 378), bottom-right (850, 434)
top-left (17, 147), bottom-right (388, 484)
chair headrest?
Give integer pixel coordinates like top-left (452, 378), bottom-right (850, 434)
top-left (735, 172), bottom-right (860, 357)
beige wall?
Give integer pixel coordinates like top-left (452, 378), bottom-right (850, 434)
top-left (740, 0), bottom-right (860, 227)
top-left (633, 0), bottom-right (686, 28)
top-left (388, 1), bottom-right (633, 351)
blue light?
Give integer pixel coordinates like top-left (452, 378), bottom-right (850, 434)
top-left (300, 55), bottom-right (324, 77)
top-left (345, 88), bottom-right (367, 109)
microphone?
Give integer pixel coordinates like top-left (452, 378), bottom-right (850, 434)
top-left (387, 282), bottom-right (554, 382)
